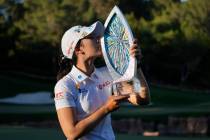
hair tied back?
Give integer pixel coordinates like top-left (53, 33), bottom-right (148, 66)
top-left (62, 56), bottom-right (67, 60)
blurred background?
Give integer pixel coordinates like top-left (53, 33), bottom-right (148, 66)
top-left (0, 0), bottom-right (210, 139)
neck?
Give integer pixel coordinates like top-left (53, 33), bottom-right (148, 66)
top-left (76, 58), bottom-right (95, 76)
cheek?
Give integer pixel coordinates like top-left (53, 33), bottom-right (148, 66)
top-left (85, 46), bottom-right (97, 57)
top-left (88, 45), bottom-right (97, 53)
top-left (84, 42), bottom-right (94, 50)
top-left (83, 40), bottom-right (99, 56)
top-left (89, 43), bottom-right (98, 52)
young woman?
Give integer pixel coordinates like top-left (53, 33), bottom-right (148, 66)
top-left (54, 21), bottom-right (150, 140)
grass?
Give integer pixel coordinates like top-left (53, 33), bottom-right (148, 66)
top-left (151, 86), bottom-right (210, 106)
top-left (1, 72), bottom-right (210, 139)
top-left (0, 72), bottom-right (55, 98)
top-left (0, 126), bottom-right (209, 140)
top-left (1, 72), bottom-right (210, 120)
top-left (111, 85), bottom-right (210, 119)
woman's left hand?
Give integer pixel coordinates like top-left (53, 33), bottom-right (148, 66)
top-left (128, 93), bottom-right (140, 105)
top-left (128, 87), bottom-right (148, 105)
top-left (129, 39), bottom-right (142, 59)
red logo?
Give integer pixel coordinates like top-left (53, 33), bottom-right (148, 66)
top-left (55, 92), bottom-right (64, 100)
top-left (97, 81), bottom-right (111, 90)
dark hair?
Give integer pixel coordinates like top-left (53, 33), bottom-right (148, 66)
top-left (56, 41), bottom-right (80, 81)
top-left (56, 56), bottom-right (74, 81)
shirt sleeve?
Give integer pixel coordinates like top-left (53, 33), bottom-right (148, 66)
top-left (54, 80), bottom-right (76, 110)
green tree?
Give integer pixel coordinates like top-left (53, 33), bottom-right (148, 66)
top-left (12, 0), bottom-right (100, 49)
top-left (90, 0), bottom-right (119, 20)
top-left (13, 0), bottom-right (64, 49)
top-left (0, 0), bottom-right (24, 58)
top-left (135, 0), bottom-right (210, 87)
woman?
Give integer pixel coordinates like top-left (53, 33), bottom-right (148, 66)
top-left (54, 21), bottom-right (150, 140)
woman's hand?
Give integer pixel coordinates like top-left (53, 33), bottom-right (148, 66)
top-left (129, 39), bottom-right (142, 59)
top-left (104, 95), bottom-right (129, 113)
top-left (128, 87), bottom-right (147, 105)
top-left (113, 81), bottom-right (149, 105)
top-left (128, 94), bottom-right (140, 105)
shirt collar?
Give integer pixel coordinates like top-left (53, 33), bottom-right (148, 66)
top-left (69, 65), bottom-right (88, 83)
top-left (68, 65), bottom-right (100, 83)
top-left (91, 68), bottom-right (99, 80)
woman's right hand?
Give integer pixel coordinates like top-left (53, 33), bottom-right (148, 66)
top-left (103, 95), bottom-right (129, 113)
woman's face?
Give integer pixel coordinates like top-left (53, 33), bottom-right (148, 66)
top-left (79, 36), bottom-right (102, 59)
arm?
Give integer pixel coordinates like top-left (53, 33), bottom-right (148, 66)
top-left (56, 95), bottom-right (128, 140)
top-left (116, 68), bottom-right (150, 106)
top-left (120, 39), bottom-right (150, 105)
top-left (129, 67), bottom-right (150, 105)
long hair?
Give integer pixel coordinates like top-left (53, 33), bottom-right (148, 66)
top-left (56, 41), bottom-right (80, 81)
top-left (56, 56), bottom-right (74, 81)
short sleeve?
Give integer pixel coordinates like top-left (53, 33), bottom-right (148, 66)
top-left (54, 81), bottom-right (76, 110)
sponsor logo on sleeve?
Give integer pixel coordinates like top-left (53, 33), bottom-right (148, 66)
top-left (55, 92), bottom-right (64, 100)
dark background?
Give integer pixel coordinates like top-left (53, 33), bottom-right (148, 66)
top-left (0, 0), bottom-right (210, 89)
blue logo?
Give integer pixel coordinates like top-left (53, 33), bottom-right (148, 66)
top-left (78, 75), bottom-right (82, 79)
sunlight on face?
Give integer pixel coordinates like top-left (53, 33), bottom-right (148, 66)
top-left (80, 36), bottom-right (102, 59)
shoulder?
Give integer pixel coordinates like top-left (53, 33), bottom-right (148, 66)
top-left (54, 75), bottom-right (75, 94)
top-left (54, 75), bottom-right (78, 110)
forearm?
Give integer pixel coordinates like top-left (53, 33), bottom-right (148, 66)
top-left (58, 96), bottom-right (127, 140)
top-left (72, 106), bottom-right (108, 138)
top-left (138, 68), bottom-right (150, 105)
top-left (66, 106), bottom-right (108, 140)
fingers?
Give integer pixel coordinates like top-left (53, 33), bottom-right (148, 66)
top-left (133, 38), bottom-right (138, 44)
top-left (128, 94), bottom-right (141, 106)
top-left (130, 41), bottom-right (138, 50)
top-left (114, 95), bottom-right (129, 101)
top-left (129, 39), bottom-right (142, 58)
top-left (105, 95), bottom-right (128, 113)
top-left (129, 48), bottom-right (138, 57)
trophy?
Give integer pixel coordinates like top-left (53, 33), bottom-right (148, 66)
top-left (101, 6), bottom-right (149, 102)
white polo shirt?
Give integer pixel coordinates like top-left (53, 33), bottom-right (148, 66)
top-left (54, 66), bottom-right (115, 140)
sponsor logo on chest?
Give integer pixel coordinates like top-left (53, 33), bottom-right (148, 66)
top-left (97, 81), bottom-right (111, 90)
